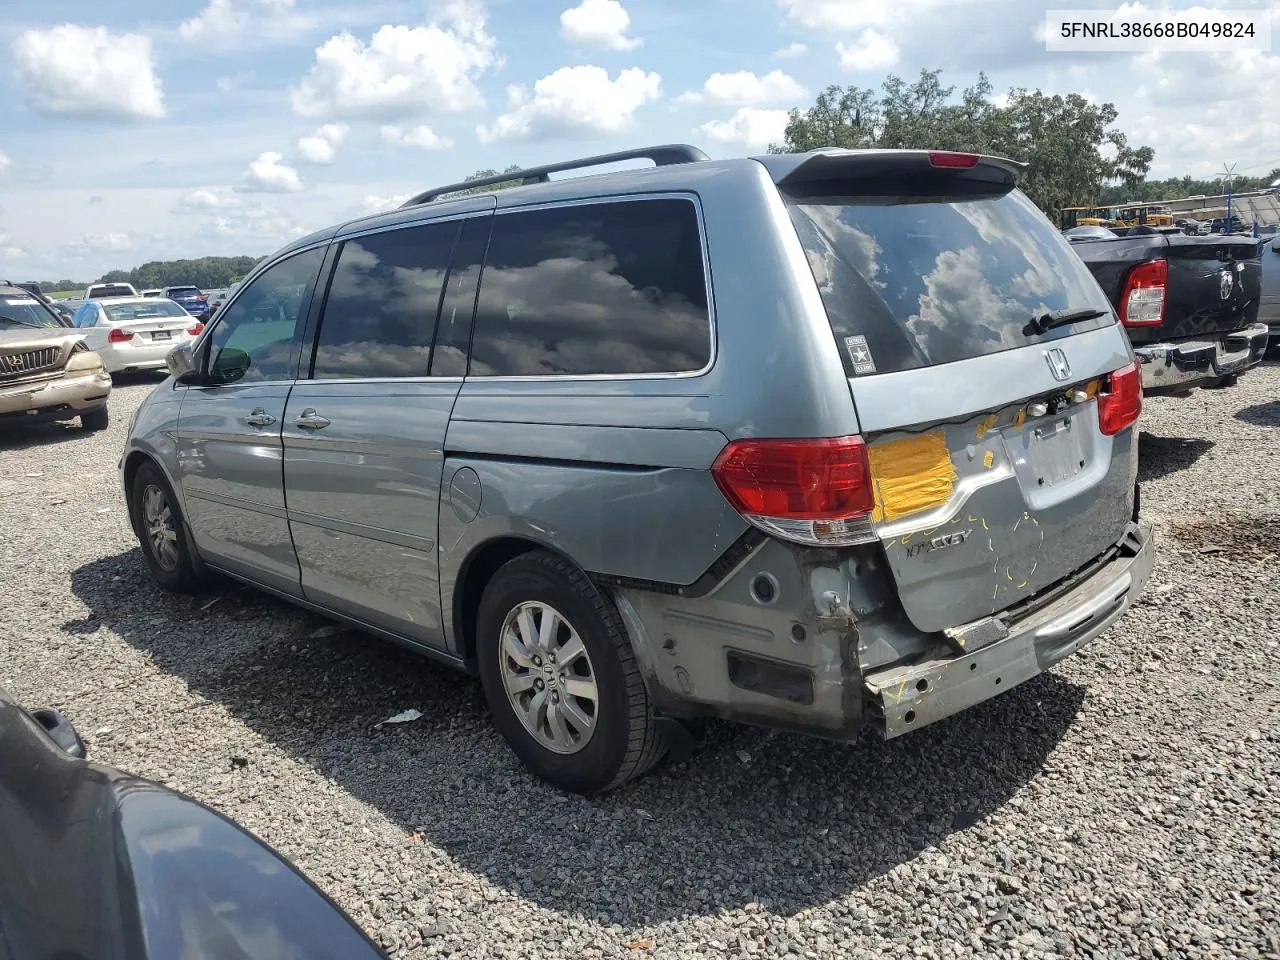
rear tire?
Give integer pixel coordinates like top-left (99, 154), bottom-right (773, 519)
top-left (80, 407), bottom-right (109, 431)
top-left (475, 551), bottom-right (666, 794)
top-left (131, 461), bottom-right (200, 592)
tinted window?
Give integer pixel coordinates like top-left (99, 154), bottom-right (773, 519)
top-left (0, 293), bottom-right (62, 328)
top-left (787, 190), bottom-right (1115, 377)
top-left (166, 287), bottom-right (201, 297)
top-left (207, 247), bottom-right (325, 384)
top-left (89, 285), bottom-right (135, 299)
top-left (311, 222), bottom-right (458, 380)
top-left (469, 199), bottom-right (711, 377)
top-left (431, 216), bottom-right (492, 378)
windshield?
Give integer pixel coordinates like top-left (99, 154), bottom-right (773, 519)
top-left (787, 189), bottom-right (1115, 376)
top-left (104, 301), bottom-right (189, 322)
top-left (0, 293), bottom-right (63, 328)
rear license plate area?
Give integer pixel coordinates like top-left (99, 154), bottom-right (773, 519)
top-left (151, 331), bottom-right (171, 341)
top-left (1025, 416), bottom-right (1086, 487)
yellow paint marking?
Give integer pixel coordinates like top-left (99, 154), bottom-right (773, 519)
top-left (868, 431), bottom-right (957, 522)
top-left (1013, 409), bottom-right (1026, 429)
top-left (975, 414), bottom-right (999, 441)
top-left (981, 518), bottom-right (989, 531)
top-left (983, 450), bottom-right (995, 469)
top-left (1017, 580), bottom-right (1028, 589)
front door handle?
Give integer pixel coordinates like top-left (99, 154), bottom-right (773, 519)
top-left (245, 408), bottom-right (276, 428)
top-left (295, 408), bottom-right (331, 430)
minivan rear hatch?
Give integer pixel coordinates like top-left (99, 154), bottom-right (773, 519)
top-left (773, 150), bottom-right (1139, 633)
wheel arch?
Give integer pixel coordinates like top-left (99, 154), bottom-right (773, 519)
top-left (451, 535), bottom-right (589, 671)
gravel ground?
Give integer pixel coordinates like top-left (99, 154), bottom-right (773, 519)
top-left (2, 367), bottom-right (1278, 960)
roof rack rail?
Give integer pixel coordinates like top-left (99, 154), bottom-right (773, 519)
top-left (399, 144), bottom-right (710, 208)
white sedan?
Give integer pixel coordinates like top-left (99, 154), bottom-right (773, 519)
top-left (72, 297), bottom-right (204, 374)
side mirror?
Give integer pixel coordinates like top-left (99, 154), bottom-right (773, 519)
top-left (210, 347), bottom-right (251, 384)
top-left (167, 342), bottom-right (199, 382)
top-left (30, 707), bottom-right (87, 759)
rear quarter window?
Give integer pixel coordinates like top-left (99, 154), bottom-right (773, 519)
top-left (787, 189), bottom-right (1115, 376)
top-left (469, 197), bottom-right (711, 377)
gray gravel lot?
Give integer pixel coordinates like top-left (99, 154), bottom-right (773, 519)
top-left (2, 367), bottom-right (1278, 959)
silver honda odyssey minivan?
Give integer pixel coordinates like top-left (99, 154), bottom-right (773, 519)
top-left (122, 145), bottom-right (1154, 793)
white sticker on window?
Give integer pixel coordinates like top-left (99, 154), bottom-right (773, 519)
top-left (1, 297), bottom-right (39, 306)
top-left (844, 335), bottom-right (878, 375)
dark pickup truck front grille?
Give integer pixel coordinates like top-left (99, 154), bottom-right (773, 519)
top-left (0, 346), bottom-right (60, 379)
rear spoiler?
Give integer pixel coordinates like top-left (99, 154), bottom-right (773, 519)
top-left (755, 149), bottom-right (1027, 198)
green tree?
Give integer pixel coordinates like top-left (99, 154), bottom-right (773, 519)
top-left (774, 69), bottom-right (1154, 218)
top-left (450, 164), bottom-right (524, 198)
top-left (94, 256), bottom-right (260, 290)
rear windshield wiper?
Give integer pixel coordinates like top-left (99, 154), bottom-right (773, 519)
top-left (1029, 307), bottom-right (1108, 335)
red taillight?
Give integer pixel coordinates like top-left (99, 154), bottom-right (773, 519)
top-left (712, 436), bottom-right (874, 521)
top-left (1119, 259), bottom-right (1166, 327)
top-left (107, 327), bottom-right (134, 343)
top-left (188, 321), bottom-right (204, 336)
top-left (1098, 361), bottom-right (1142, 436)
top-left (928, 151), bottom-right (980, 169)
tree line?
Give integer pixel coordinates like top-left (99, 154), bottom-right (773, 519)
top-left (99, 256), bottom-right (261, 290)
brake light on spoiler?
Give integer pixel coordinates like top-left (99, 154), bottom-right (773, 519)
top-left (1119, 259), bottom-right (1166, 327)
top-left (1098, 361), bottom-right (1142, 436)
top-left (928, 151), bottom-right (980, 169)
top-left (711, 436), bottom-right (877, 546)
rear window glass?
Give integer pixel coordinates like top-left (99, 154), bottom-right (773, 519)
top-left (787, 189), bottom-right (1115, 376)
top-left (90, 285), bottom-right (135, 298)
top-left (469, 198), bottom-right (711, 377)
top-left (104, 301), bottom-right (189, 322)
top-left (166, 287), bottom-right (201, 297)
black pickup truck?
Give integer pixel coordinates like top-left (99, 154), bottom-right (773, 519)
top-left (1068, 231), bottom-right (1268, 395)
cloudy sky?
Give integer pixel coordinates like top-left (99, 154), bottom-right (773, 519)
top-left (1, 0), bottom-right (1276, 279)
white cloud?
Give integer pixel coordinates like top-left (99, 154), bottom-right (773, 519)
top-left (777, 0), bottom-right (961, 29)
top-left (0, 151), bottom-right (10, 175)
top-left (380, 124), bottom-right (454, 149)
top-left (477, 65), bottom-right (661, 143)
top-left (12, 25), bottom-right (165, 119)
top-left (291, 4), bottom-right (497, 119)
top-left (355, 193), bottom-right (412, 216)
top-left (676, 70), bottom-right (806, 106)
top-left (559, 0), bottom-right (641, 51)
top-left (836, 29), bottom-right (900, 70)
top-left (180, 0), bottom-right (303, 46)
top-left (297, 123), bottom-right (350, 164)
top-left (699, 107), bottom-right (791, 151)
top-left (174, 189), bottom-right (244, 213)
top-left (240, 152), bottom-right (304, 192)
top-left (775, 42), bottom-right (808, 58)
top-left (72, 232), bottom-right (135, 252)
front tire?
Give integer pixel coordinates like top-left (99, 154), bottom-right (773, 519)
top-left (476, 551), bottom-right (666, 794)
top-left (131, 461), bottom-right (200, 592)
top-left (80, 406), bottom-right (109, 431)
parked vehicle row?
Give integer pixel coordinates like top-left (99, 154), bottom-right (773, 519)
top-left (120, 145), bottom-right (1153, 795)
top-left (71, 297), bottom-right (205, 375)
top-left (0, 283), bottom-right (112, 429)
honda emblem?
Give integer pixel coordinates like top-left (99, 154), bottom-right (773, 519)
top-left (1045, 348), bottom-right (1071, 382)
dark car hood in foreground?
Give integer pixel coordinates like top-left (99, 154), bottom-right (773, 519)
top-left (0, 694), bottom-right (385, 960)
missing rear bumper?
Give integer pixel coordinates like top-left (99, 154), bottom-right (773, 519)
top-left (864, 521), bottom-right (1154, 738)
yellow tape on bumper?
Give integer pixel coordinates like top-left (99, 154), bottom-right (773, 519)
top-left (869, 430), bottom-right (957, 523)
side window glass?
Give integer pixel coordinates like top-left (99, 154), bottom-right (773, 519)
top-left (431, 215), bottom-right (492, 378)
top-left (206, 246), bottom-right (325, 385)
top-left (311, 221), bottom-right (459, 380)
top-left (469, 199), bottom-right (711, 377)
